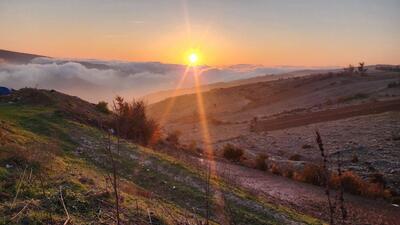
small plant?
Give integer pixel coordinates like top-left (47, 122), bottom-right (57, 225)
top-left (298, 164), bottom-right (326, 185)
top-left (301, 144), bottom-right (312, 149)
top-left (255, 154), bottom-right (268, 171)
top-left (222, 144), bottom-right (244, 162)
top-left (289, 154), bottom-right (302, 161)
top-left (166, 130), bottom-right (181, 146)
top-left (270, 163), bottom-right (281, 175)
top-left (387, 81), bottom-right (400, 88)
top-left (351, 154), bottom-right (359, 163)
top-left (357, 62), bottom-right (368, 75)
top-left (344, 64), bottom-right (355, 74)
top-left (95, 101), bottom-right (110, 114)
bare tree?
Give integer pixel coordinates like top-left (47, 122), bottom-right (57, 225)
top-left (344, 64), bottom-right (355, 74)
top-left (357, 62), bottom-right (367, 75)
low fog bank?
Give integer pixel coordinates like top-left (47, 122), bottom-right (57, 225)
top-left (0, 57), bottom-right (324, 103)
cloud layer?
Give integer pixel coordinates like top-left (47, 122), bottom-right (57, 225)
top-left (0, 57), bottom-right (306, 103)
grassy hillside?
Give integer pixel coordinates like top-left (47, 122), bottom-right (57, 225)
top-left (0, 89), bottom-right (322, 224)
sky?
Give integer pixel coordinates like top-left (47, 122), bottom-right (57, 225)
top-left (1, 0), bottom-right (400, 66)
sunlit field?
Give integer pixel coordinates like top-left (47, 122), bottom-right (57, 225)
top-left (1, 1), bottom-right (400, 224)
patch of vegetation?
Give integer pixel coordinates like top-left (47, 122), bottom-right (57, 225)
top-left (222, 144), bottom-right (244, 162)
top-left (0, 96), bottom-right (323, 225)
top-left (165, 130), bottom-right (181, 146)
top-left (95, 101), bottom-right (110, 114)
top-left (289, 154), bottom-right (302, 161)
top-left (387, 81), bottom-right (400, 88)
top-left (255, 154), bottom-right (268, 171)
top-left (337, 93), bottom-right (369, 103)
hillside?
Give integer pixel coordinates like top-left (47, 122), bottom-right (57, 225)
top-left (0, 89), bottom-right (320, 224)
top-left (0, 49), bottom-right (44, 64)
top-left (147, 66), bottom-right (400, 223)
top-left (142, 68), bottom-right (338, 104)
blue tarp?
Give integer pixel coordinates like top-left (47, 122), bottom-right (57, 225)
top-left (0, 86), bottom-right (11, 95)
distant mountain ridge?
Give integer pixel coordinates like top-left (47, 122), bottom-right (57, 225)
top-left (0, 49), bottom-right (45, 64)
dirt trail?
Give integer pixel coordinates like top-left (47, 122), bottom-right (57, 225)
top-left (254, 99), bottom-right (400, 132)
top-left (214, 160), bottom-right (400, 225)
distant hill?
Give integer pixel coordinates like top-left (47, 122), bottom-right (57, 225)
top-left (143, 68), bottom-right (339, 104)
top-left (0, 49), bottom-right (45, 64)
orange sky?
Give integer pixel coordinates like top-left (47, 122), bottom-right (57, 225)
top-left (1, 0), bottom-right (399, 66)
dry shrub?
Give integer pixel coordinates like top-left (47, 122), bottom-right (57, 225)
top-left (166, 130), bottom-right (181, 146)
top-left (289, 154), bottom-right (302, 161)
top-left (222, 144), bottom-right (244, 162)
top-left (270, 163), bottom-right (281, 175)
top-left (330, 171), bottom-right (390, 198)
top-left (297, 164), bottom-right (326, 185)
top-left (351, 154), bottom-right (359, 163)
top-left (283, 169), bottom-right (294, 178)
top-left (255, 154), bottom-right (268, 171)
top-left (331, 171), bottom-right (364, 195)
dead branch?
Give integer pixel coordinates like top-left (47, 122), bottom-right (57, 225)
top-left (11, 166), bottom-right (27, 209)
top-left (316, 131), bottom-right (335, 225)
top-left (10, 200), bottom-right (31, 221)
top-left (59, 186), bottom-right (71, 225)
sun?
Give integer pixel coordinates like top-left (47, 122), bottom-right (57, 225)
top-left (186, 51), bottom-right (201, 66)
top-left (189, 53), bottom-right (198, 64)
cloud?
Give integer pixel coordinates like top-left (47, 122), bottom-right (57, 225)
top-left (0, 57), bottom-right (307, 103)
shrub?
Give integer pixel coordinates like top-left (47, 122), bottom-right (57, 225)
top-left (369, 173), bottom-right (386, 187)
top-left (255, 154), bottom-right (268, 171)
top-left (113, 96), bottom-right (159, 145)
top-left (351, 154), bottom-right (359, 163)
top-left (166, 130), bottom-right (181, 146)
top-left (270, 163), bottom-right (281, 175)
top-left (95, 101), bottom-right (110, 114)
top-left (337, 93), bottom-right (369, 103)
top-left (222, 144), bottom-right (244, 162)
top-left (387, 81), bottom-right (400, 88)
top-left (289, 154), bottom-right (302, 161)
top-left (298, 164), bottom-right (326, 186)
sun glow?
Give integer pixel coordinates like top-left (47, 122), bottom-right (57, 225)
top-left (186, 50), bottom-right (201, 66)
top-left (189, 53), bottom-right (198, 64)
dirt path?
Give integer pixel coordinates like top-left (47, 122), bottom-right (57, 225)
top-left (214, 160), bottom-right (400, 225)
top-left (254, 99), bottom-right (400, 132)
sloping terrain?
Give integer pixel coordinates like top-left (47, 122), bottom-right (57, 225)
top-left (143, 69), bottom-right (334, 104)
top-left (147, 68), bottom-right (400, 224)
top-left (0, 49), bottom-right (44, 64)
top-left (0, 89), bottom-right (320, 224)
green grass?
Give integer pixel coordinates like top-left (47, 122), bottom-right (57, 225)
top-left (0, 103), bottom-right (323, 225)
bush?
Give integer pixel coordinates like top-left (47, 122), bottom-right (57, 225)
top-left (289, 154), bottom-right (302, 161)
top-left (255, 154), bottom-right (268, 171)
top-left (270, 163), bottom-right (282, 175)
top-left (113, 96), bottom-right (159, 145)
top-left (298, 164), bottom-right (326, 186)
top-left (222, 144), bottom-right (244, 162)
top-left (369, 173), bottom-right (386, 187)
top-left (166, 130), bottom-right (181, 146)
top-left (351, 154), bottom-right (359, 163)
top-left (387, 81), bottom-right (400, 88)
top-left (95, 101), bottom-right (110, 114)
top-left (336, 171), bottom-right (365, 195)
